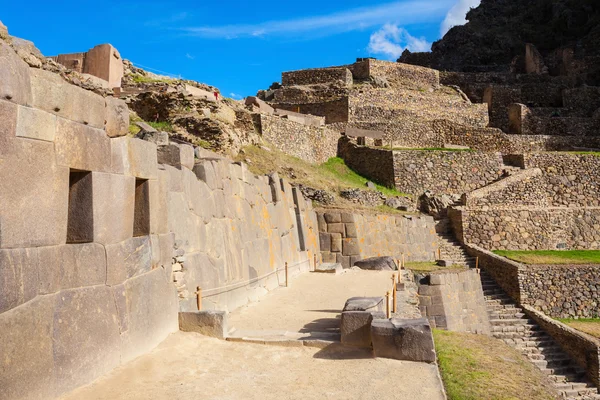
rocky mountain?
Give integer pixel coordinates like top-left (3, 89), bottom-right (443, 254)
top-left (399, 0), bottom-right (600, 83)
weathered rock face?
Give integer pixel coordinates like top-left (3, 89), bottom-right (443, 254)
top-left (371, 318), bottom-right (436, 363)
top-left (418, 191), bottom-right (462, 220)
top-left (399, 0), bottom-right (600, 84)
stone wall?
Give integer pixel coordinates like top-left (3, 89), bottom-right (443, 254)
top-left (0, 40), bottom-right (320, 400)
top-left (367, 60), bottom-right (440, 89)
top-left (317, 209), bottom-right (437, 268)
top-left (459, 153), bottom-right (600, 250)
top-left (418, 269), bottom-right (491, 334)
top-left (257, 114), bottom-right (339, 163)
top-left (523, 306), bottom-right (600, 388)
top-left (337, 137), bottom-right (396, 188)
top-left (52, 44), bottom-right (124, 89)
top-left (273, 97), bottom-right (349, 124)
top-left (392, 150), bottom-right (504, 196)
top-left (281, 67), bottom-right (353, 86)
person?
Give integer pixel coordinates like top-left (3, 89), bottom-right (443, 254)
top-left (213, 91), bottom-right (219, 102)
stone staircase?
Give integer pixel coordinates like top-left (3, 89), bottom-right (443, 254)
top-left (481, 271), bottom-right (600, 400)
top-left (435, 219), bottom-right (476, 267)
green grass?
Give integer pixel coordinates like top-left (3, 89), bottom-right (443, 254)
top-left (131, 74), bottom-right (174, 84)
top-left (434, 330), bottom-right (558, 400)
top-left (391, 147), bottom-right (475, 152)
top-left (318, 157), bottom-right (407, 197)
top-left (404, 261), bottom-right (466, 273)
top-left (556, 318), bottom-right (600, 337)
top-left (567, 151), bottom-right (600, 157)
top-left (493, 250), bottom-right (600, 265)
top-left (147, 121), bottom-right (174, 132)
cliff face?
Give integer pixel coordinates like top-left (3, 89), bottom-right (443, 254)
top-left (399, 0), bottom-right (600, 80)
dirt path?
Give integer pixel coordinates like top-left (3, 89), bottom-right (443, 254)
top-left (61, 332), bottom-right (446, 400)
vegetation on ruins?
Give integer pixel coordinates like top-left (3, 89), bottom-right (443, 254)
top-left (434, 330), bottom-right (558, 400)
top-left (494, 250), bottom-right (600, 265)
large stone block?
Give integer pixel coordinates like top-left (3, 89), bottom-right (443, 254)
top-left (354, 256), bottom-right (397, 271)
top-left (0, 295), bottom-right (56, 400)
top-left (52, 286), bottom-right (122, 395)
top-left (38, 243), bottom-right (107, 294)
top-left (149, 175), bottom-right (168, 235)
top-left (371, 318), bottom-right (436, 363)
top-left (342, 238), bottom-right (360, 256)
top-left (55, 117), bottom-right (111, 172)
top-left (0, 41), bottom-right (32, 106)
top-left (120, 269), bottom-right (178, 362)
top-left (0, 100), bottom-right (69, 249)
top-left (30, 68), bottom-right (105, 129)
top-left (111, 136), bottom-right (158, 179)
top-left (0, 248), bottom-right (39, 314)
top-left (105, 97), bottom-right (129, 138)
top-left (157, 144), bottom-right (182, 169)
top-left (92, 172), bottom-right (135, 245)
top-left (341, 311), bottom-right (386, 347)
top-left (193, 160), bottom-right (220, 189)
top-left (179, 143), bottom-right (195, 170)
top-left (343, 297), bottom-right (385, 312)
top-left (105, 236), bottom-right (152, 285)
top-left (179, 311), bottom-right (228, 339)
top-left (16, 105), bottom-right (56, 142)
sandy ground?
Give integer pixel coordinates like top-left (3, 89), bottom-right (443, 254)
top-left (60, 332), bottom-right (446, 400)
top-left (228, 269), bottom-right (396, 334)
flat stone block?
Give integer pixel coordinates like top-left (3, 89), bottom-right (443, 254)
top-left (30, 68), bottom-right (105, 129)
top-left (342, 238), bottom-right (360, 256)
top-left (179, 311), bottom-right (228, 339)
top-left (52, 286), bottom-right (122, 395)
top-left (322, 252), bottom-right (336, 263)
top-left (38, 243), bottom-right (107, 294)
top-left (327, 223), bottom-right (345, 235)
top-left (92, 172), bottom-right (135, 245)
top-left (0, 248), bottom-right (39, 314)
top-left (179, 143), bottom-right (195, 170)
top-left (331, 233), bottom-right (342, 252)
top-left (105, 97), bottom-right (129, 138)
top-left (324, 212), bottom-right (341, 223)
top-left (16, 105), bottom-right (56, 141)
top-left (343, 297), bottom-right (385, 312)
top-left (341, 311), bottom-right (385, 347)
top-left (314, 262), bottom-right (343, 275)
top-left (0, 41), bottom-right (31, 106)
top-left (336, 253), bottom-right (351, 269)
top-left (193, 160), bottom-right (219, 189)
top-left (345, 223), bottom-right (358, 238)
top-left (55, 117), bottom-right (111, 172)
top-left (371, 318), bottom-right (436, 363)
top-left (0, 295), bottom-right (56, 400)
top-left (106, 236), bottom-right (152, 285)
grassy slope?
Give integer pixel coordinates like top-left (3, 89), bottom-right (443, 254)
top-left (434, 330), bottom-right (558, 400)
top-left (557, 319), bottom-right (600, 337)
top-left (236, 145), bottom-right (411, 211)
top-left (404, 262), bottom-right (467, 274)
top-left (493, 250), bottom-right (600, 265)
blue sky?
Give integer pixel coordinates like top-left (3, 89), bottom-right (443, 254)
top-left (1, 0), bottom-right (479, 99)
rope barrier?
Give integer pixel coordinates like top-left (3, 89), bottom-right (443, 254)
top-left (201, 259), bottom-right (307, 298)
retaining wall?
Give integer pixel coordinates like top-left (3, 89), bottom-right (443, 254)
top-left (317, 209), bottom-right (437, 268)
top-left (282, 67), bottom-right (353, 87)
top-left (0, 40), bottom-right (320, 400)
top-left (257, 114), bottom-right (339, 163)
top-left (418, 269), bottom-right (491, 334)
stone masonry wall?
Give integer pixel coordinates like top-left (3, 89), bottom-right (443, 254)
top-left (282, 67), bottom-right (353, 87)
top-left (337, 137), bottom-right (396, 188)
top-left (418, 269), bottom-right (491, 334)
top-left (0, 40), bottom-right (320, 400)
top-left (257, 114), bottom-right (339, 163)
top-left (392, 150), bottom-right (504, 196)
top-left (460, 153), bottom-right (600, 250)
top-left (317, 210), bottom-right (437, 268)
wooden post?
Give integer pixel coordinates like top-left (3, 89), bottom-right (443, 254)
top-left (386, 291), bottom-right (392, 319)
top-left (196, 286), bottom-right (202, 311)
top-left (314, 254), bottom-right (317, 271)
top-left (285, 262), bottom-right (289, 287)
top-left (401, 253), bottom-right (405, 269)
top-left (398, 270), bottom-right (402, 283)
top-left (476, 257), bottom-right (480, 273)
top-left (437, 248), bottom-right (441, 260)
top-left (392, 274), bottom-right (397, 314)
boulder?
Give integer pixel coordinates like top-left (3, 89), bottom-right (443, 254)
top-left (353, 256), bottom-right (397, 271)
top-left (314, 262), bottom-right (343, 275)
top-left (343, 297), bottom-right (385, 312)
top-left (418, 191), bottom-right (461, 219)
top-left (179, 311), bottom-right (228, 339)
top-left (365, 181), bottom-right (376, 190)
top-left (371, 318), bottom-right (436, 363)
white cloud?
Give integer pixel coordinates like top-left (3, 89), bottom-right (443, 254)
top-left (440, 0), bottom-right (481, 36)
top-left (180, 0), bottom-right (454, 39)
top-left (229, 93), bottom-right (242, 99)
top-left (368, 24), bottom-right (431, 60)
top-left (185, 53), bottom-right (195, 60)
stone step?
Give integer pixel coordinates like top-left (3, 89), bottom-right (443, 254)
top-left (485, 293), bottom-right (513, 301)
top-left (516, 345), bottom-right (562, 355)
top-left (540, 365), bottom-right (585, 377)
top-left (488, 311), bottom-right (526, 319)
top-left (490, 318), bottom-right (531, 326)
top-left (555, 382), bottom-right (593, 392)
top-left (529, 351), bottom-right (571, 361)
top-left (493, 331), bottom-right (547, 340)
top-left (531, 357), bottom-right (574, 369)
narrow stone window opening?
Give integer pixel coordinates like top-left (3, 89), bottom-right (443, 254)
top-left (133, 179), bottom-right (150, 237)
top-left (66, 170), bottom-right (94, 244)
top-left (292, 187), bottom-right (307, 251)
